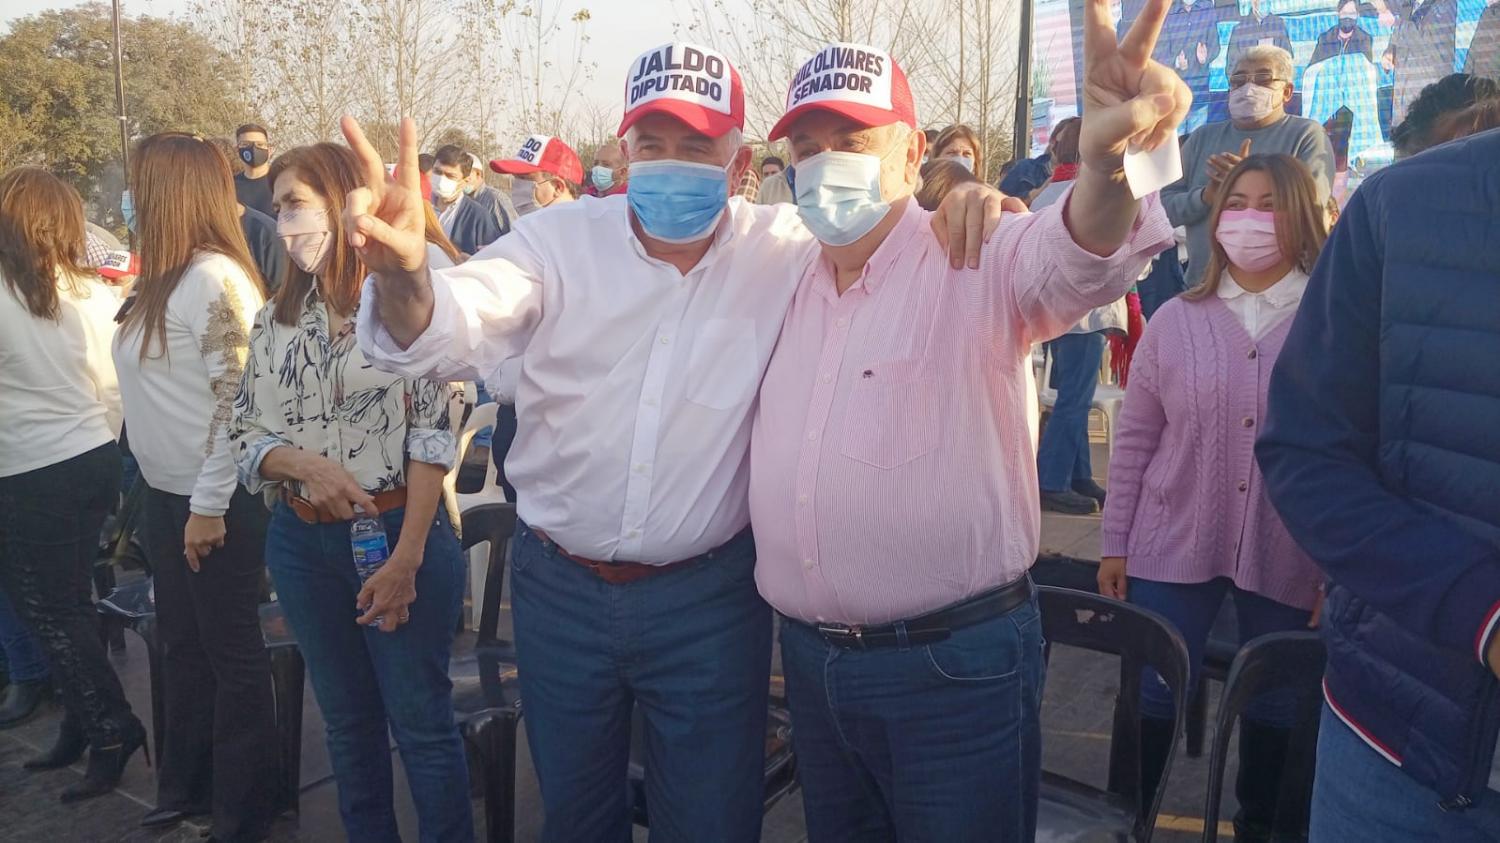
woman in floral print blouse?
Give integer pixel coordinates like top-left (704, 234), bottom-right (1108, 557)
top-left (229, 142), bottom-right (473, 843)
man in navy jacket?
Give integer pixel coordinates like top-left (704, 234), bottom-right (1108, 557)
top-left (1258, 128), bottom-right (1500, 840)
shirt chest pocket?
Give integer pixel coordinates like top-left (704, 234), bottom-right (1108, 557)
top-left (685, 318), bottom-right (761, 410)
top-left (839, 358), bottom-right (940, 470)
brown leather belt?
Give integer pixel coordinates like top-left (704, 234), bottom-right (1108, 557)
top-left (530, 527), bottom-right (702, 585)
top-left (283, 486), bottom-right (409, 525)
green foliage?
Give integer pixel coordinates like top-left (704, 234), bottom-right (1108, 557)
top-left (0, 3), bottom-right (248, 205)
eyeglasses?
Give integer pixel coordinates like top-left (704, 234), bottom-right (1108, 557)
top-left (1229, 70), bottom-right (1287, 88)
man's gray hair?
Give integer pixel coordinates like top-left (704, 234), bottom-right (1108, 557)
top-left (1235, 45), bottom-right (1294, 82)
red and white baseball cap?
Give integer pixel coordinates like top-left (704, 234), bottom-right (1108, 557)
top-left (490, 135), bottom-right (585, 184)
top-left (96, 250), bottom-right (138, 282)
top-left (617, 42), bottom-right (744, 138)
top-left (768, 42), bottom-right (917, 141)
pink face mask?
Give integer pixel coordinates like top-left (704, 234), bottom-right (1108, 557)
top-left (277, 209), bottom-right (333, 276)
top-left (1216, 208), bottom-right (1284, 272)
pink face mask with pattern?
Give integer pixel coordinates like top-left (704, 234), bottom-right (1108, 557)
top-left (277, 209), bottom-right (333, 276)
top-left (1216, 208), bottom-right (1284, 272)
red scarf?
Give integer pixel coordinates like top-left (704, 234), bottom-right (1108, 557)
top-left (1051, 162), bottom-right (1080, 182)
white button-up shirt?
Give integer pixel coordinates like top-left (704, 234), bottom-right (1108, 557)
top-left (1215, 267), bottom-right (1309, 340)
top-left (358, 195), bottom-right (817, 562)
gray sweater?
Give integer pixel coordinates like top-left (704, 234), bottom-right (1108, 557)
top-left (1162, 115), bottom-right (1334, 286)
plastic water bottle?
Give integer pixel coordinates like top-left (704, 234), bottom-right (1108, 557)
top-left (350, 506), bottom-right (389, 623)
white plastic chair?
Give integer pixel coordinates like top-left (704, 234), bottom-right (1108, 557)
top-left (450, 402), bottom-right (510, 630)
top-left (1035, 343), bottom-right (1123, 452)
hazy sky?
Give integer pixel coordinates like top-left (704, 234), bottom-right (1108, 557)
top-left (1, 0), bottom-right (731, 130)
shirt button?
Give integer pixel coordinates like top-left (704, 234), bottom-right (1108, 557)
top-left (835, 318), bottom-right (848, 328)
top-left (821, 374), bottom-right (833, 383)
top-left (1248, 349), bottom-right (1258, 360)
top-left (634, 463), bottom-right (647, 473)
top-left (808, 431), bottom-right (818, 441)
top-left (627, 529), bottom-right (640, 538)
top-left (803, 558), bottom-right (815, 570)
top-left (1238, 481), bottom-right (1248, 492)
top-left (659, 336), bottom-right (669, 345)
top-left (798, 494), bottom-right (809, 504)
top-left (1242, 417), bottom-right (1255, 428)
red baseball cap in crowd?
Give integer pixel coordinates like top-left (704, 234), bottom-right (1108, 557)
top-left (768, 42), bottom-right (917, 141)
top-left (617, 42), bottom-right (744, 138)
top-left (96, 250), bottom-right (138, 282)
top-left (490, 135), bottom-right (585, 184)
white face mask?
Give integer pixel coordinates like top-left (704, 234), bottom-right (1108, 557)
top-left (948, 155), bottom-right (975, 172)
top-left (793, 150), bottom-right (893, 247)
top-left (511, 179), bottom-right (538, 216)
top-left (1229, 83), bottom-right (1281, 123)
top-left (433, 174), bottom-right (463, 201)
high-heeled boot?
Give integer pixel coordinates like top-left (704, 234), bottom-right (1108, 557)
top-left (24, 709), bottom-right (87, 770)
top-left (60, 717), bottom-right (149, 803)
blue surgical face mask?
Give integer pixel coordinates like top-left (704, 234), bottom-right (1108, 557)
top-left (793, 150), bottom-right (894, 247)
top-left (121, 189), bottom-right (136, 233)
top-left (591, 165), bottom-right (615, 191)
top-left (948, 155), bottom-right (975, 172)
top-left (626, 159), bottom-right (730, 244)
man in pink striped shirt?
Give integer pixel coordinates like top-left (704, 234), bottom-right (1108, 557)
top-left (747, 1), bottom-right (1188, 838)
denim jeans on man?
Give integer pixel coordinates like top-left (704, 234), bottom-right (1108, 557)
top-left (0, 586), bottom-right (49, 684)
top-left (1037, 332), bottom-right (1105, 493)
top-left (509, 521), bottom-right (770, 843)
top-left (1311, 704), bottom-right (1500, 842)
top-left (779, 591), bottom-right (1046, 842)
top-left (264, 504), bottom-right (473, 843)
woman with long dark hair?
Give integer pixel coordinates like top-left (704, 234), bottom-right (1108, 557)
top-left (112, 133), bottom-right (278, 841)
top-left (1099, 154), bottom-right (1329, 841)
top-left (230, 143), bottom-right (472, 842)
top-left (0, 166), bottom-right (143, 801)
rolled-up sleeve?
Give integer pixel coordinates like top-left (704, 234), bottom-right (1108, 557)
top-left (983, 188), bottom-right (1173, 346)
top-left (404, 378), bottom-right (457, 470)
top-left (357, 228), bottom-right (547, 384)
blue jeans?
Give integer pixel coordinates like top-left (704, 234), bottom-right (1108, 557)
top-left (1311, 704), bottom-right (1500, 842)
top-left (509, 522), bottom-right (770, 843)
top-left (779, 591), bottom-right (1046, 842)
top-left (0, 587), bottom-right (48, 683)
top-left (1037, 332), bottom-right (1104, 493)
top-left (1129, 577), bottom-right (1312, 725)
top-left (1137, 246), bottom-right (1186, 320)
top-left (265, 504), bottom-right (473, 843)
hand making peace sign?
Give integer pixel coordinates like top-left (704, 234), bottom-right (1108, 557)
top-left (340, 116), bottom-right (430, 284)
top-left (1077, 0), bottom-right (1194, 173)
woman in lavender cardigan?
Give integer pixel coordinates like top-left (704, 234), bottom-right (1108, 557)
top-left (1097, 154), bottom-right (1328, 842)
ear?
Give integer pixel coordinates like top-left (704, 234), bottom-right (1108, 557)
top-left (907, 128), bottom-right (926, 183)
top-left (728, 143), bottom-right (753, 187)
top-left (1283, 80), bottom-right (1296, 104)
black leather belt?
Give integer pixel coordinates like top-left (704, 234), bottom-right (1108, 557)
top-left (805, 574), bottom-right (1034, 650)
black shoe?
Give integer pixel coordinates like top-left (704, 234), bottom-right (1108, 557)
top-left (140, 808), bottom-right (187, 829)
top-left (1072, 479), bottom-right (1107, 507)
top-left (1040, 489), bottom-right (1099, 515)
top-left (0, 679), bottom-right (50, 728)
top-left (25, 711), bottom-right (87, 770)
top-left (60, 719), bottom-right (149, 803)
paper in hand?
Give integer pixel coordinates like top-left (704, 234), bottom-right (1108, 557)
top-left (1123, 140), bottom-right (1183, 200)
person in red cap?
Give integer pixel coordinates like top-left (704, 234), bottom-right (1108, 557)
top-left (490, 134), bottom-right (584, 216)
top-left (748, 2), bottom-right (1191, 839)
top-left (342, 38), bottom-right (1012, 841)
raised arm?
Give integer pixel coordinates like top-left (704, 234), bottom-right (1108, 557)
top-left (1069, 0), bottom-right (1193, 255)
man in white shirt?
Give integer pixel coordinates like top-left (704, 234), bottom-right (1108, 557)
top-left (346, 42), bottom-right (1009, 841)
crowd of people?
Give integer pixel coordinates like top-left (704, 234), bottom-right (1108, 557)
top-left (0, 0), bottom-right (1497, 840)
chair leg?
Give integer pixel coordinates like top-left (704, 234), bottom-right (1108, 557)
top-left (135, 619), bottom-right (167, 764)
top-left (478, 711), bottom-right (520, 843)
top-left (269, 647), bottom-right (306, 817)
top-left (1186, 676), bottom-right (1208, 758)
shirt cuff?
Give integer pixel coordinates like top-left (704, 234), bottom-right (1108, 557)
top-left (1049, 190), bottom-right (1175, 291)
top-left (356, 272), bottom-right (460, 379)
top-left (236, 433), bottom-right (291, 495)
top-left (406, 428), bottom-right (457, 470)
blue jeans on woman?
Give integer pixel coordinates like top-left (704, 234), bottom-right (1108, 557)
top-left (264, 503), bottom-right (473, 843)
top-left (1037, 332), bottom-right (1105, 493)
top-left (0, 587), bottom-right (49, 684)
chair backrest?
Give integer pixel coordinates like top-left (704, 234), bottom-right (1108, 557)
top-left (1201, 631), bottom-right (1326, 843)
top-left (1037, 585), bottom-right (1192, 842)
top-left (460, 502), bottom-right (517, 646)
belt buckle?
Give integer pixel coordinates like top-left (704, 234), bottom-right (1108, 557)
top-left (818, 623), bottom-right (865, 649)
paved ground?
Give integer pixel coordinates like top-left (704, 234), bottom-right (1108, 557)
top-left (2, 439), bottom-right (1248, 842)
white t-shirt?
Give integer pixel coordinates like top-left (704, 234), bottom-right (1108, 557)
top-left (113, 251), bottom-right (264, 515)
top-left (0, 270), bottom-right (123, 477)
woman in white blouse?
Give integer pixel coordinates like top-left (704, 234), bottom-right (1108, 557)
top-left (229, 142), bottom-right (472, 842)
top-left (0, 167), bottom-right (144, 801)
top-left (112, 134), bottom-right (278, 841)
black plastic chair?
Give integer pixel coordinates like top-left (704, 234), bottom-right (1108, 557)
top-left (1201, 632), bottom-right (1325, 843)
top-left (97, 579), bottom-right (308, 816)
top-left (625, 674), bottom-right (800, 829)
top-left (447, 502), bottom-right (521, 843)
top-left (1185, 625), bottom-right (1239, 758)
top-left (1036, 585), bottom-right (1192, 843)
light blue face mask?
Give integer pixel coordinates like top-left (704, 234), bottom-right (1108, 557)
top-left (626, 159), bottom-right (730, 244)
top-left (591, 165), bottom-right (615, 191)
top-left (793, 150), bottom-right (893, 247)
top-left (121, 189), bottom-right (136, 233)
top-left (948, 155), bottom-right (975, 173)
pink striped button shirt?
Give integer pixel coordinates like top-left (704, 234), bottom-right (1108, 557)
top-left (749, 192), bottom-right (1173, 626)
